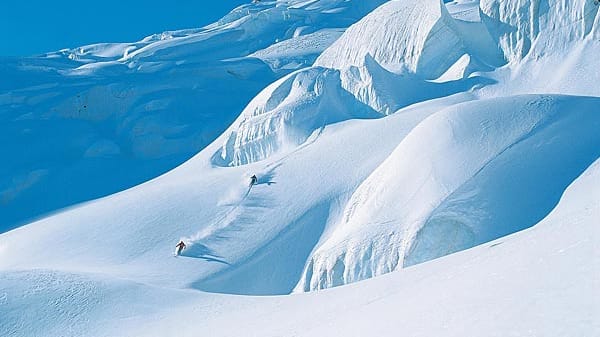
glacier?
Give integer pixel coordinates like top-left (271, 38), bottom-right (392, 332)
top-left (1, 0), bottom-right (599, 336)
top-left (0, 0), bottom-right (384, 231)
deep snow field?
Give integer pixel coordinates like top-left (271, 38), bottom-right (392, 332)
top-left (1, 0), bottom-right (599, 336)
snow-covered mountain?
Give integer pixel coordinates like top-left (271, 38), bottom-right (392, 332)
top-left (1, 0), bottom-right (599, 336)
top-left (0, 0), bottom-right (385, 231)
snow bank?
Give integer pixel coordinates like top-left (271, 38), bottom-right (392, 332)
top-left (338, 54), bottom-right (494, 114)
top-left (213, 58), bottom-right (490, 167)
top-left (297, 94), bottom-right (600, 291)
top-left (123, 0), bottom-right (386, 65)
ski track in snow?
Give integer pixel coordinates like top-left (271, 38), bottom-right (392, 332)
top-left (1, 0), bottom-right (600, 336)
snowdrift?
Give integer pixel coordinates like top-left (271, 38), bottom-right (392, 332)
top-left (297, 94), bottom-right (600, 291)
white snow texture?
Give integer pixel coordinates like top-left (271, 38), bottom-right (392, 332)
top-left (1, 0), bottom-right (599, 336)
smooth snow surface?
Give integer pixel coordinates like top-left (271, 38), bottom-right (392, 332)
top-left (298, 94), bottom-right (600, 290)
top-left (2, 157), bottom-right (598, 337)
top-left (1, 0), bottom-right (600, 336)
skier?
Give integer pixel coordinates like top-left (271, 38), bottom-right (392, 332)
top-left (175, 240), bottom-right (187, 256)
top-left (249, 174), bottom-right (258, 187)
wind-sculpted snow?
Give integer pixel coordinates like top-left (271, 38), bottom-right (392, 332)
top-left (117, 0), bottom-right (385, 65)
top-left (214, 0), bottom-right (518, 167)
top-left (0, 0), bottom-right (381, 231)
top-left (474, 0), bottom-right (600, 97)
top-left (338, 54), bottom-right (496, 114)
top-left (1, 156), bottom-right (598, 336)
top-left (2, 0), bottom-right (600, 333)
top-left (297, 95), bottom-right (600, 291)
top-left (214, 59), bottom-right (494, 167)
top-left (316, 0), bottom-right (466, 79)
top-left (480, 0), bottom-right (600, 63)
top-left (214, 67), bottom-right (378, 167)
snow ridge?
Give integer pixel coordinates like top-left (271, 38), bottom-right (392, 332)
top-left (215, 67), bottom-right (378, 167)
top-left (296, 95), bottom-right (600, 291)
top-left (215, 0), bottom-right (500, 167)
top-left (315, 0), bottom-right (466, 79)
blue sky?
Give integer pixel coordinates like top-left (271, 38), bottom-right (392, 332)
top-left (1, 0), bottom-right (248, 56)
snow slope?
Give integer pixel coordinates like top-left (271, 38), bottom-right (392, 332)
top-left (2, 157), bottom-right (598, 337)
top-left (215, 0), bottom-right (501, 167)
top-left (1, 0), bottom-right (600, 335)
top-left (0, 0), bottom-right (382, 232)
top-left (1, 92), bottom-right (597, 296)
top-left (478, 0), bottom-right (600, 96)
top-left (315, 0), bottom-right (466, 78)
top-left (298, 94), bottom-right (600, 290)
top-left (250, 28), bottom-right (345, 71)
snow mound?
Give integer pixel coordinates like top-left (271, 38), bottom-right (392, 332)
top-left (474, 0), bottom-right (600, 97)
top-left (214, 67), bottom-right (378, 167)
top-left (315, 0), bottom-right (466, 79)
top-left (0, 269), bottom-right (200, 337)
top-left (297, 94), bottom-right (600, 291)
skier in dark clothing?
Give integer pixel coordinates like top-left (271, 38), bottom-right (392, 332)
top-left (249, 175), bottom-right (258, 187)
top-left (175, 240), bottom-right (186, 255)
